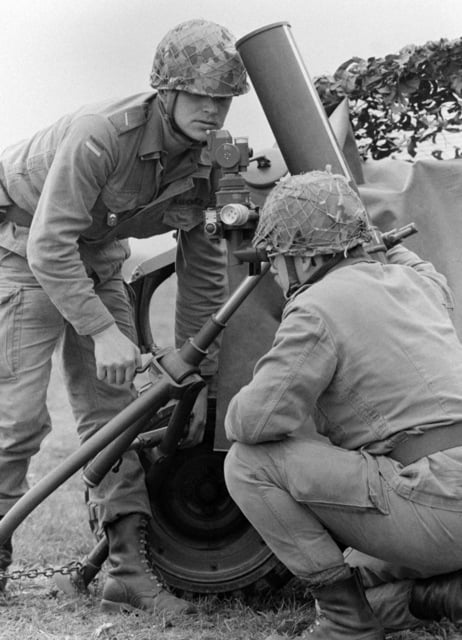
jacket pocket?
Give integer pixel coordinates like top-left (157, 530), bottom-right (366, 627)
top-left (79, 239), bottom-right (130, 284)
top-left (0, 287), bottom-right (22, 379)
top-left (162, 204), bottom-right (204, 231)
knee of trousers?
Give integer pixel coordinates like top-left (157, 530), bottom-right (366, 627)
top-left (224, 442), bottom-right (265, 505)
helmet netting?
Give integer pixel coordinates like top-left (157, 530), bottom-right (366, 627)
top-left (150, 19), bottom-right (249, 97)
top-left (253, 171), bottom-right (372, 257)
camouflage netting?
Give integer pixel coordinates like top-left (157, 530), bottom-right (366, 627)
top-left (150, 19), bottom-right (249, 97)
top-left (253, 171), bottom-right (372, 257)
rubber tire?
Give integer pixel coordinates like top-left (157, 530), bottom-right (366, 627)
top-left (139, 406), bottom-right (291, 596)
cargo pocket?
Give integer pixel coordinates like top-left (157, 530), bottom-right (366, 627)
top-left (0, 287), bottom-right (22, 379)
top-left (280, 439), bottom-right (387, 513)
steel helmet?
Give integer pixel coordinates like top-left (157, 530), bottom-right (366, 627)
top-left (253, 170), bottom-right (372, 257)
top-left (150, 19), bottom-right (249, 97)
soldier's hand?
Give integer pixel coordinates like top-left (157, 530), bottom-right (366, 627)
top-left (92, 323), bottom-right (142, 385)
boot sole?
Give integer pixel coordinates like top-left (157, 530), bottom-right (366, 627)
top-left (101, 599), bottom-right (143, 614)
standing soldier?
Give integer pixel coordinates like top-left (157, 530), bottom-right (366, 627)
top-left (0, 18), bottom-right (248, 615)
top-left (225, 170), bottom-right (462, 638)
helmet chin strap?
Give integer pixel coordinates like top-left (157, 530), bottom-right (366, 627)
top-left (283, 253), bottom-right (344, 297)
top-left (283, 255), bottom-right (302, 298)
top-left (157, 91), bottom-right (203, 146)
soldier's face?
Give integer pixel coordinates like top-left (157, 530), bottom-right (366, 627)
top-left (173, 91), bottom-right (232, 141)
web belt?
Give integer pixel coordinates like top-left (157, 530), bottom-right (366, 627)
top-left (388, 423), bottom-right (462, 466)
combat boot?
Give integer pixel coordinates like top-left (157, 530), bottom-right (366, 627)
top-left (289, 569), bottom-right (384, 639)
top-left (409, 569), bottom-right (462, 624)
top-left (101, 513), bottom-right (196, 616)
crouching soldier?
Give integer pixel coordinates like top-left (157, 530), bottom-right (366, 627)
top-left (224, 170), bottom-right (462, 638)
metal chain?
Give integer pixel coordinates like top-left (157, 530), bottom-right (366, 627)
top-left (0, 559), bottom-right (83, 581)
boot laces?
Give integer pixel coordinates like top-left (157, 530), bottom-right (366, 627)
top-left (138, 517), bottom-right (165, 590)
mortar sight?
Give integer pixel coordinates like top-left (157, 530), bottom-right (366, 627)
top-left (204, 129), bottom-right (257, 246)
top-left (207, 129), bottom-right (251, 175)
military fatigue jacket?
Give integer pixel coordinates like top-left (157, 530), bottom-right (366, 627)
top-left (0, 92), bottom-right (227, 374)
top-left (225, 246), bottom-right (462, 511)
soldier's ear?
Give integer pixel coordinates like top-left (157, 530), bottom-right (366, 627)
top-left (295, 255), bottom-right (313, 275)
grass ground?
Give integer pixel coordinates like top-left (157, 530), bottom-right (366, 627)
top-left (1, 274), bottom-right (462, 639)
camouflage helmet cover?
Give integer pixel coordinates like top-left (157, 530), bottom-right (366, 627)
top-left (253, 170), bottom-right (372, 257)
top-left (150, 19), bottom-right (249, 97)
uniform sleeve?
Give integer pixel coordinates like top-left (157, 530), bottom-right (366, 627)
top-left (175, 224), bottom-right (228, 376)
top-left (27, 115), bottom-right (119, 335)
top-left (387, 244), bottom-right (455, 311)
top-left (224, 302), bottom-right (337, 444)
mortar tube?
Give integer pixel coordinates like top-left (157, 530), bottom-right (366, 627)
top-left (237, 23), bottom-right (386, 260)
top-left (236, 22), bottom-right (353, 183)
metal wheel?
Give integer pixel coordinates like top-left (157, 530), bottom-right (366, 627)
top-left (140, 407), bottom-right (290, 595)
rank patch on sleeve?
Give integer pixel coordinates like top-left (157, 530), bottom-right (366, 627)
top-left (85, 140), bottom-right (102, 157)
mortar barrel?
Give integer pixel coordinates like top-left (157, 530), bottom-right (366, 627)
top-left (236, 22), bottom-right (352, 180)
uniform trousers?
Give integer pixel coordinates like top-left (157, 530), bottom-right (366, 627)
top-left (0, 247), bottom-right (151, 525)
top-left (224, 438), bottom-right (462, 631)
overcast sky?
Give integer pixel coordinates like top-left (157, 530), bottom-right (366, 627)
top-left (1, 0), bottom-right (461, 152)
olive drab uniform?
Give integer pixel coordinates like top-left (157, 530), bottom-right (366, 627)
top-left (0, 91), bottom-right (228, 524)
top-left (225, 244), bottom-right (462, 631)
top-left (224, 171), bottom-right (462, 635)
top-left (0, 16), bottom-right (250, 615)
